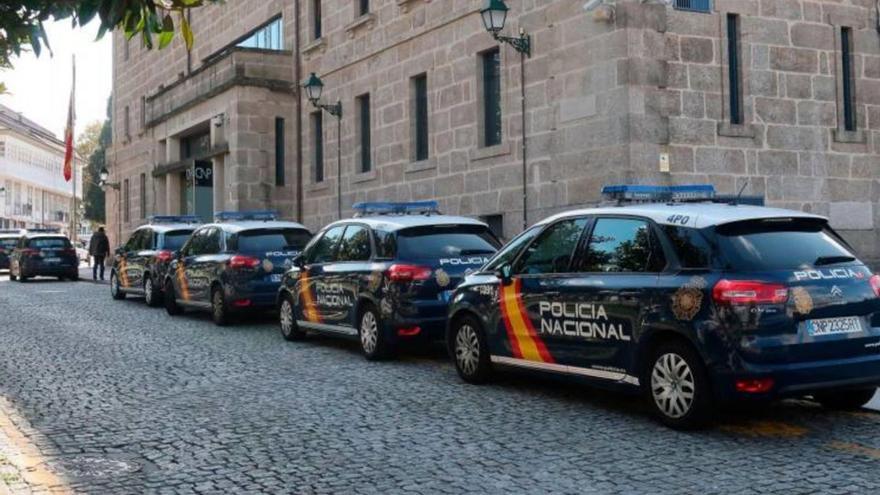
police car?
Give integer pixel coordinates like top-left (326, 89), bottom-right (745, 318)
top-left (163, 211), bottom-right (312, 325)
top-left (277, 201), bottom-right (501, 360)
top-left (110, 216), bottom-right (201, 306)
top-left (0, 229), bottom-right (21, 271)
top-left (446, 185), bottom-right (880, 429)
top-left (8, 229), bottom-right (79, 282)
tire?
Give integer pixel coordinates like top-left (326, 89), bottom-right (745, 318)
top-left (279, 293), bottom-right (306, 341)
top-left (69, 272), bottom-right (79, 282)
top-left (645, 341), bottom-right (712, 430)
top-left (164, 279), bottom-right (183, 316)
top-left (144, 276), bottom-right (161, 307)
top-left (9, 267), bottom-right (16, 281)
top-left (358, 305), bottom-right (394, 361)
top-left (813, 388), bottom-right (876, 411)
top-left (110, 271), bottom-right (126, 300)
top-left (449, 314), bottom-right (492, 384)
top-left (211, 286), bottom-right (229, 326)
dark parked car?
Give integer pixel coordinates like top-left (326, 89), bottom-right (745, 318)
top-left (9, 230), bottom-right (79, 281)
top-left (0, 230), bottom-right (21, 270)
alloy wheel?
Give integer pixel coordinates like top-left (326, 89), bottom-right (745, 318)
top-left (455, 324), bottom-right (481, 377)
top-left (280, 299), bottom-right (294, 336)
top-left (144, 278), bottom-right (154, 305)
top-left (360, 311), bottom-right (378, 355)
top-left (651, 352), bottom-right (696, 419)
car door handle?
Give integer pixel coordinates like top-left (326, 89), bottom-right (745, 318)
top-left (543, 291), bottom-right (561, 298)
top-left (620, 291), bottom-right (641, 298)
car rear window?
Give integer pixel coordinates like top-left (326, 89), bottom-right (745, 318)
top-left (232, 228), bottom-right (312, 253)
top-left (395, 225), bottom-right (499, 260)
top-left (29, 237), bottom-right (71, 249)
top-left (0, 238), bottom-right (17, 249)
top-left (161, 230), bottom-right (194, 251)
top-left (715, 219), bottom-right (855, 271)
top-left (663, 225), bottom-right (715, 269)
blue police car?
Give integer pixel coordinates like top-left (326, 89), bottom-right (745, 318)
top-left (446, 185), bottom-right (880, 428)
top-left (163, 211), bottom-right (312, 325)
top-left (277, 201), bottom-right (501, 360)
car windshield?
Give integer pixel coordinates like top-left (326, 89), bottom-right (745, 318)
top-left (234, 228), bottom-right (312, 253)
top-left (161, 230), bottom-right (194, 251)
top-left (29, 237), bottom-right (71, 249)
top-left (716, 219), bottom-right (855, 271)
top-left (396, 225), bottom-right (499, 260)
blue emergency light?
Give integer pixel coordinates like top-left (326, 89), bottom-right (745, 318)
top-left (601, 184), bottom-right (715, 202)
top-left (149, 215), bottom-right (201, 225)
top-left (352, 201), bottom-right (440, 217)
top-left (24, 228), bottom-right (62, 233)
top-left (0, 229), bottom-right (22, 234)
top-left (214, 210), bottom-right (279, 222)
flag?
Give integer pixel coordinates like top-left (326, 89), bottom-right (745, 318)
top-left (63, 57), bottom-right (75, 182)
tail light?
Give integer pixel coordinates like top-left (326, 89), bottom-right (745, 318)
top-left (21, 248), bottom-right (39, 256)
top-left (387, 264), bottom-right (432, 282)
top-left (62, 248), bottom-right (76, 255)
top-left (713, 279), bottom-right (788, 305)
top-left (735, 378), bottom-right (774, 394)
top-left (870, 275), bottom-right (880, 297)
top-left (228, 255), bottom-right (261, 269)
top-left (156, 250), bottom-right (174, 263)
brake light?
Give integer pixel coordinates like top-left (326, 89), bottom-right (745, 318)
top-left (156, 250), bottom-right (174, 263)
top-left (397, 326), bottom-right (422, 337)
top-left (870, 275), bottom-right (880, 297)
top-left (21, 248), bottom-right (38, 256)
top-left (62, 248), bottom-right (76, 255)
top-left (735, 378), bottom-right (774, 394)
top-left (228, 255), bottom-right (261, 269)
top-left (713, 279), bottom-right (788, 305)
top-left (387, 264), bottom-right (432, 282)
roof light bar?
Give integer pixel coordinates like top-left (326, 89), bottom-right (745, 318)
top-left (214, 210), bottom-right (279, 222)
top-left (24, 228), bottom-right (62, 233)
top-left (0, 229), bottom-right (23, 234)
top-left (601, 184), bottom-right (716, 202)
top-left (149, 215), bottom-right (201, 225)
top-left (352, 201), bottom-right (440, 217)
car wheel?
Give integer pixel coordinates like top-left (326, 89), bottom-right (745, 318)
top-left (450, 314), bottom-right (492, 384)
top-left (9, 266), bottom-right (16, 281)
top-left (211, 287), bottom-right (229, 326)
top-left (144, 276), bottom-right (161, 307)
top-left (813, 388), bottom-right (876, 411)
top-left (110, 272), bottom-right (126, 300)
top-left (69, 272), bottom-right (79, 282)
top-left (645, 342), bottom-right (712, 430)
top-left (359, 305), bottom-right (394, 361)
top-left (279, 294), bottom-right (306, 341)
top-left (164, 279), bottom-right (183, 316)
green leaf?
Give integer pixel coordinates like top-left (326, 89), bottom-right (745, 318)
top-left (157, 15), bottom-right (175, 49)
top-left (180, 12), bottom-right (194, 50)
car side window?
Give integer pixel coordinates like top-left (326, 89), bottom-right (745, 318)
top-left (578, 218), bottom-right (665, 273)
top-left (515, 218), bottom-right (589, 275)
top-left (125, 231), bottom-right (140, 252)
top-left (203, 228), bottom-right (222, 255)
top-left (336, 225), bottom-right (372, 262)
top-left (308, 226), bottom-right (346, 264)
top-left (187, 229), bottom-right (207, 256)
top-left (484, 226), bottom-right (541, 272)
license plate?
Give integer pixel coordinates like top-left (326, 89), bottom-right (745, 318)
top-left (269, 274), bottom-right (283, 283)
top-left (806, 316), bottom-right (863, 336)
top-left (44, 257), bottom-right (60, 263)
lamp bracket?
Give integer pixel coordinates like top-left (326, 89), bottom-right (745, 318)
top-left (494, 32), bottom-right (531, 57)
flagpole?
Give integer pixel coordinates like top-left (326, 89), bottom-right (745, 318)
top-left (70, 55), bottom-right (77, 244)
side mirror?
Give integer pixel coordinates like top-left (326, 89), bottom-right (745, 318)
top-left (292, 255), bottom-right (305, 269)
top-left (115, 247), bottom-right (125, 256)
top-left (494, 264), bottom-right (513, 286)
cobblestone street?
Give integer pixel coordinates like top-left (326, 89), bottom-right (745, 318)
top-left (0, 277), bottom-right (879, 494)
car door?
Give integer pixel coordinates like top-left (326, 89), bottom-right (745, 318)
top-left (297, 225), bottom-right (346, 327)
top-left (566, 216), bottom-right (668, 382)
top-left (186, 227), bottom-right (222, 304)
top-left (125, 229), bottom-right (151, 292)
top-left (117, 230), bottom-right (142, 290)
top-left (493, 217), bottom-right (591, 368)
top-left (178, 228), bottom-right (207, 304)
top-left (325, 224), bottom-right (373, 329)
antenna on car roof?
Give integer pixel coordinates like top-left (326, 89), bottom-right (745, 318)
top-left (731, 180), bottom-right (749, 206)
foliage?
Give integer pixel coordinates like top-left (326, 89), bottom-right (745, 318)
top-left (79, 102), bottom-right (111, 224)
top-left (0, 0), bottom-right (221, 67)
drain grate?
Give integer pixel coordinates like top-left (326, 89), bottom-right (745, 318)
top-left (47, 454), bottom-right (142, 480)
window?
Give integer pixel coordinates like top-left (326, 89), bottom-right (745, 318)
top-left (312, 112), bottom-right (324, 183)
top-left (484, 225), bottom-right (541, 272)
top-left (356, 94), bottom-right (371, 173)
top-left (841, 27), bottom-right (856, 132)
top-left (337, 225), bottom-right (372, 262)
top-left (726, 14), bottom-right (743, 125)
top-left (412, 74), bottom-right (429, 161)
top-left (674, 0), bottom-right (711, 13)
top-left (123, 178), bottom-right (130, 223)
top-left (481, 48), bottom-right (502, 147)
top-left (140, 96), bottom-right (146, 130)
top-left (124, 106), bottom-right (130, 139)
top-left (396, 225), bottom-right (500, 261)
top-left (160, 230), bottom-right (194, 251)
top-left (307, 226), bottom-right (345, 263)
top-left (275, 117), bottom-right (286, 186)
top-left (123, 37), bottom-right (129, 61)
top-left (312, 0), bottom-right (322, 39)
top-left (231, 228), bottom-right (312, 253)
top-left (358, 0), bottom-right (369, 16)
top-left (662, 225), bottom-right (714, 269)
top-left (374, 230), bottom-right (396, 259)
top-left (139, 173), bottom-right (146, 219)
top-left (515, 218), bottom-right (589, 275)
top-left (237, 17), bottom-right (283, 50)
top-left (579, 218), bottom-right (665, 273)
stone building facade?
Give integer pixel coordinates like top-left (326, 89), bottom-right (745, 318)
top-left (109, 0), bottom-right (880, 263)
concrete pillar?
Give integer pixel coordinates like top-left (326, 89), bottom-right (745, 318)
top-left (212, 157), bottom-right (225, 214)
top-left (166, 173), bottom-right (181, 214)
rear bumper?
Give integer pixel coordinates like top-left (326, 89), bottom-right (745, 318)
top-left (712, 353), bottom-right (880, 401)
top-left (225, 280), bottom-right (281, 310)
top-left (20, 263), bottom-right (78, 277)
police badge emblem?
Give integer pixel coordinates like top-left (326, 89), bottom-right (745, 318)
top-left (435, 268), bottom-right (451, 288)
top-left (791, 287), bottom-right (813, 314)
top-left (671, 276), bottom-right (706, 321)
top-left (368, 271), bottom-right (383, 292)
top-left (262, 259), bottom-right (274, 273)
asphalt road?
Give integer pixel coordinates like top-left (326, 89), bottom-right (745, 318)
top-left (1, 275), bottom-right (880, 494)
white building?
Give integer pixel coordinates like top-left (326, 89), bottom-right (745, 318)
top-left (0, 104), bottom-right (83, 233)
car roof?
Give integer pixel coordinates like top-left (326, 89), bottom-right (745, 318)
top-left (135, 223), bottom-right (200, 234)
top-left (201, 220), bottom-right (311, 233)
top-left (537, 202), bottom-right (827, 229)
top-left (326, 214), bottom-right (489, 232)
top-left (25, 233), bottom-right (69, 239)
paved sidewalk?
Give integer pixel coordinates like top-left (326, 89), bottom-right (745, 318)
top-left (77, 263), bottom-right (109, 285)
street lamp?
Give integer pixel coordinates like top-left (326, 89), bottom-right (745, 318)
top-left (302, 72), bottom-right (343, 219)
top-left (480, 0), bottom-right (532, 230)
top-left (99, 166), bottom-right (120, 190)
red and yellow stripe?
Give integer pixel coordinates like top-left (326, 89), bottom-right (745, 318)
top-left (499, 279), bottom-right (554, 363)
top-left (176, 263), bottom-right (190, 301)
top-left (300, 272), bottom-right (321, 323)
top-left (118, 259), bottom-right (130, 288)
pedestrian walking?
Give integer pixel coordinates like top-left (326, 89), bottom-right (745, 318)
top-left (89, 227), bottom-right (110, 281)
